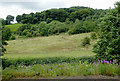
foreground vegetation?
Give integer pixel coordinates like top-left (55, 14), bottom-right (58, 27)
top-left (2, 62), bottom-right (119, 79)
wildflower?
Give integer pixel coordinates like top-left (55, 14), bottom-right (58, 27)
top-left (98, 59), bottom-right (100, 63)
top-left (101, 60), bottom-right (103, 64)
top-left (103, 60), bottom-right (109, 64)
top-left (110, 61), bottom-right (112, 64)
top-left (103, 60), bottom-right (106, 63)
top-left (106, 61), bottom-right (109, 64)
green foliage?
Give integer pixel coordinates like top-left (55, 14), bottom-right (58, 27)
top-left (13, 6), bottom-right (107, 37)
top-left (68, 19), bottom-right (85, 34)
top-left (2, 25), bottom-right (12, 53)
top-left (6, 15), bottom-right (14, 24)
top-left (90, 32), bottom-right (97, 39)
top-left (93, 2), bottom-right (120, 62)
top-left (16, 6), bottom-right (107, 24)
top-left (2, 27), bottom-right (12, 42)
top-left (17, 24), bottom-right (35, 37)
top-left (38, 22), bottom-right (48, 36)
top-left (16, 15), bottom-right (22, 23)
top-left (69, 9), bottom-right (90, 22)
top-left (21, 14), bottom-right (29, 24)
top-left (26, 32), bottom-right (32, 37)
top-left (2, 56), bottom-right (96, 69)
top-left (16, 22), bottom-right (49, 37)
top-left (68, 19), bottom-right (96, 35)
top-left (16, 18), bottom-right (97, 37)
top-left (44, 9), bottom-right (68, 22)
top-left (82, 37), bottom-right (91, 46)
top-left (48, 21), bottom-right (67, 35)
top-left (2, 62), bottom-right (119, 79)
top-left (46, 18), bottom-right (52, 24)
top-left (10, 35), bottom-right (16, 40)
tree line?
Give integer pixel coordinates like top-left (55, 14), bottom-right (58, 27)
top-left (2, 6), bottom-right (107, 25)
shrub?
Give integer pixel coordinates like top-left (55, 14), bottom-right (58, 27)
top-left (22, 30), bottom-right (28, 36)
top-left (36, 32), bottom-right (40, 36)
top-left (10, 35), bottom-right (16, 40)
top-left (82, 37), bottom-right (91, 46)
top-left (93, 2), bottom-right (120, 62)
top-left (26, 32), bottom-right (32, 37)
top-left (90, 32), bottom-right (97, 39)
top-left (46, 18), bottom-right (53, 24)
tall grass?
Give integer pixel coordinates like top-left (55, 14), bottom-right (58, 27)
top-left (2, 62), bottom-right (119, 79)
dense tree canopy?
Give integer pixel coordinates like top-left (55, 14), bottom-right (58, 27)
top-left (44, 9), bottom-right (68, 22)
top-left (69, 9), bottom-right (90, 22)
top-left (15, 6), bottom-right (107, 24)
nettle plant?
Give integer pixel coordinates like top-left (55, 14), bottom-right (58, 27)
top-left (93, 2), bottom-right (120, 63)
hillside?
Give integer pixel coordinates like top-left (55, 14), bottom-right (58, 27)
top-left (4, 33), bottom-right (96, 59)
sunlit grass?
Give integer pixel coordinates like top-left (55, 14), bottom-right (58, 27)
top-left (4, 33), bottom-right (96, 59)
top-left (3, 50), bottom-right (95, 59)
top-left (5, 23), bottom-right (23, 32)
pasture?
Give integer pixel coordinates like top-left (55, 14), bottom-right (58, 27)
top-left (4, 33), bottom-right (95, 59)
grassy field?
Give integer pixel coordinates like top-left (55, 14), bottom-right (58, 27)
top-left (5, 23), bottom-right (23, 32)
top-left (3, 33), bottom-right (96, 59)
top-left (2, 32), bottom-right (119, 79)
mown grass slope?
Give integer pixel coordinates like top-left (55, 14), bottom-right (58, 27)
top-left (4, 33), bottom-right (96, 59)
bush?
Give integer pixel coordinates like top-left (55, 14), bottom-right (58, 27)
top-left (93, 2), bottom-right (120, 62)
top-left (22, 30), bottom-right (28, 36)
top-left (36, 32), bottom-right (40, 36)
top-left (48, 21), bottom-right (67, 35)
top-left (10, 35), bottom-right (16, 40)
top-left (46, 18), bottom-right (53, 24)
top-left (67, 19), bottom-right (95, 35)
top-left (90, 32), bottom-right (97, 39)
top-left (26, 32), bottom-right (32, 37)
top-left (82, 37), bottom-right (91, 46)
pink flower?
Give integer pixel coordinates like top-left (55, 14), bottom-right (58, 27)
top-left (110, 61), bottom-right (112, 64)
top-left (101, 60), bottom-right (103, 63)
top-left (98, 59), bottom-right (100, 63)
